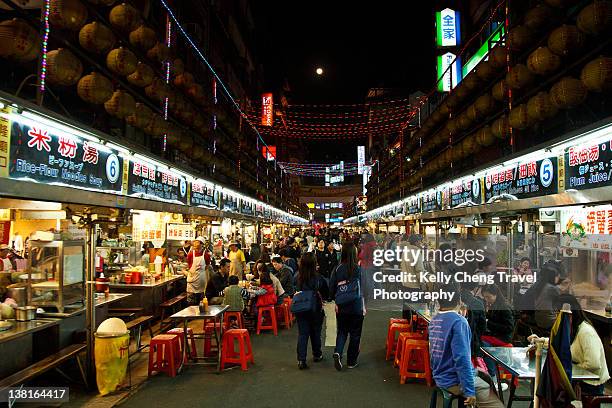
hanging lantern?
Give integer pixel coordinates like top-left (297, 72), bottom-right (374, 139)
top-left (87, 0), bottom-right (116, 5)
top-left (474, 93), bottom-right (496, 116)
top-left (451, 144), bottom-right (465, 162)
top-left (463, 73), bottom-right (482, 92)
top-left (548, 25), bottom-right (585, 56)
top-left (447, 118), bottom-right (459, 134)
top-left (438, 103), bottom-right (450, 117)
top-left (49, 0), bottom-right (88, 31)
top-left (461, 134), bottom-right (477, 155)
top-left (127, 62), bottom-right (154, 87)
top-left (106, 47), bottom-right (137, 76)
top-left (508, 25), bottom-right (533, 52)
top-left (492, 79), bottom-right (508, 102)
top-left (506, 64), bottom-right (535, 90)
top-left (431, 109), bottom-right (444, 124)
top-left (527, 91), bottom-right (558, 122)
top-left (445, 93), bottom-right (460, 109)
top-left (581, 56), bottom-right (612, 92)
top-left (129, 25), bottom-right (157, 51)
top-left (489, 46), bottom-right (508, 69)
top-left (577, 1), bottom-right (612, 36)
top-left (166, 127), bottom-right (180, 146)
top-left (187, 83), bottom-right (206, 105)
top-left (508, 104), bottom-right (533, 130)
top-left (77, 72), bottom-right (113, 104)
top-left (144, 114), bottom-right (168, 138)
top-left (491, 115), bottom-right (510, 139)
top-left (79, 22), bottom-right (116, 54)
top-left (104, 89), bottom-right (136, 118)
top-left (475, 60), bottom-right (497, 82)
top-left (466, 104), bottom-right (478, 122)
top-left (192, 145), bottom-right (205, 160)
top-left (145, 77), bottom-right (169, 102)
top-left (525, 4), bottom-right (556, 32)
top-left (550, 76), bottom-right (588, 108)
top-left (458, 112), bottom-right (473, 130)
top-left (0, 19), bottom-right (40, 62)
top-left (476, 125), bottom-right (495, 146)
top-left (179, 136), bottom-right (194, 152)
top-left (172, 58), bottom-right (185, 76)
top-left (527, 47), bottom-right (561, 76)
top-left (544, 0), bottom-right (580, 8)
top-left (174, 72), bottom-right (194, 89)
top-left (46, 48), bottom-right (83, 86)
top-left (146, 42), bottom-right (170, 63)
top-left (109, 3), bottom-right (141, 32)
top-left (126, 102), bottom-right (153, 129)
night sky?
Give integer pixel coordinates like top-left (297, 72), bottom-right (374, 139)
top-left (253, 1), bottom-right (437, 105)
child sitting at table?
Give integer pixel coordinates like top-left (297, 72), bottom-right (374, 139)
top-left (223, 275), bottom-right (245, 312)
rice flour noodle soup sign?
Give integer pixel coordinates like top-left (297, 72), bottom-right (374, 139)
top-left (127, 159), bottom-right (188, 205)
top-left (484, 158), bottom-right (557, 202)
top-left (8, 120), bottom-right (123, 193)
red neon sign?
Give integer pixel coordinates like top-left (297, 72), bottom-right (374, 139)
top-left (261, 93), bottom-right (273, 126)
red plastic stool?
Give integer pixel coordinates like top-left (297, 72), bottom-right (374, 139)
top-left (276, 302), bottom-right (292, 329)
top-left (221, 329), bottom-right (254, 371)
top-left (148, 334), bottom-right (180, 377)
top-left (223, 311), bottom-right (244, 329)
top-left (394, 331), bottom-right (426, 368)
top-left (283, 297), bottom-right (294, 321)
top-left (203, 322), bottom-right (222, 357)
top-left (256, 305), bottom-right (278, 335)
top-left (399, 338), bottom-right (432, 386)
top-left (385, 323), bottom-right (411, 360)
top-left (167, 327), bottom-right (197, 362)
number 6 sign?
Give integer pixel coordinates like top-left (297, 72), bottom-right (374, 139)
top-left (106, 154), bottom-right (120, 184)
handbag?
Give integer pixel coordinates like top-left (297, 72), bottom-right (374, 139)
top-left (335, 277), bottom-right (361, 306)
top-left (290, 279), bottom-right (320, 314)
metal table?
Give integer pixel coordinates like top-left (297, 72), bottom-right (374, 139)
top-left (170, 305), bottom-right (228, 372)
top-left (481, 346), bottom-right (599, 408)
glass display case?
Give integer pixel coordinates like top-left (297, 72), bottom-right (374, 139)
top-left (27, 240), bottom-right (85, 312)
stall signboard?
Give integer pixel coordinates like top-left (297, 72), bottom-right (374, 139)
top-left (221, 192), bottom-right (240, 213)
top-left (483, 158), bottom-right (557, 202)
top-left (127, 160), bottom-right (188, 205)
top-left (0, 221), bottom-right (10, 245)
top-left (255, 204), bottom-right (264, 218)
top-left (132, 211), bottom-right (165, 243)
top-left (563, 140), bottom-right (612, 191)
top-left (560, 205), bottom-right (612, 252)
top-left (261, 93), bottom-right (273, 126)
top-left (436, 8), bottom-right (461, 47)
top-left (449, 178), bottom-right (482, 208)
top-left (263, 206), bottom-right (271, 219)
top-left (241, 199), bottom-right (255, 216)
top-left (7, 121), bottom-right (124, 193)
top-left (421, 190), bottom-right (443, 212)
top-left (166, 223), bottom-right (196, 241)
top-left (190, 180), bottom-right (218, 209)
top-left (405, 196), bottom-right (420, 214)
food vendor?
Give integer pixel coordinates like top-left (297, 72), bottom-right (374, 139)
top-left (0, 244), bottom-right (13, 271)
top-left (228, 241), bottom-right (246, 278)
top-left (185, 236), bottom-right (207, 305)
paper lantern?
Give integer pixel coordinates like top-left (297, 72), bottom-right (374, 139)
top-left (508, 104), bottom-right (533, 130)
top-left (461, 134), bottom-right (477, 154)
top-left (527, 47), bottom-right (561, 76)
top-left (548, 25), bottom-right (584, 56)
top-left (174, 72), bottom-right (194, 89)
top-left (192, 145), bottom-right (205, 160)
top-left (127, 62), bottom-right (154, 87)
top-left (126, 102), bottom-right (153, 129)
top-left (581, 56), bottom-right (612, 92)
top-left (506, 64), bottom-right (534, 90)
top-left (527, 91), bottom-right (558, 122)
top-left (77, 72), bottom-right (113, 104)
top-left (489, 46), bottom-right (508, 69)
top-left (476, 125), bottom-right (495, 146)
top-left (550, 76), bottom-right (588, 108)
top-left (109, 3), bottom-right (141, 32)
top-left (179, 136), bottom-right (194, 152)
top-left (104, 90), bottom-right (136, 118)
top-left (431, 109), bottom-right (444, 124)
top-left (445, 93), bottom-right (460, 109)
top-left (0, 19), bottom-right (40, 62)
top-left (455, 83), bottom-right (470, 100)
top-left (508, 25), bottom-right (533, 52)
top-left (577, 1), bottom-right (612, 36)
top-left (144, 114), bottom-right (168, 138)
top-left (544, 0), bottom-right (580, 8)
top-left (492, 79), bottom-right (508, 102)
top-left (146, 42), bottom-right (170, 63)
top-left (46, 48), bottom-right (83, 86)
top-left (165, 126), bottom-right (180, 146)
top-left (447, 118), bottom-right (459, 134)
top-left (466, 104), bottom-right (478, 122)
top-left (463, 73), bottom-right (482, 92)
top-left (87, 0), bottom-right (116, 5)
top-left (49, 0), bottom-right (88, 31)
top-left (79, 22), bottom-right (115, 54)
top-left (525, 4), bottom-right (556, 31)
top-left (172, 58), bottom-right (185, 75)
top-left (438, 103), bottom-right (450, 117)
top-left (129, 25), bottom-right (157, 51)
top-left (451, 144), bottom-right (465, 162)
top-left (475, 93), bottom-right (496, 116)
top-left (475, 60), bottom-right (497, 81)
top-left (106, 47), bottom-right (137, 76)
top-left (491, 115), bottom-right (510, 139)
top-left (145, 78), bottom-right (169, 102)
top-left (458, 112), bottom-right (473, 130)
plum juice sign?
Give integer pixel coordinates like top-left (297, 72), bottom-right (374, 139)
top-left (563, 140), bottom-right (612, 191)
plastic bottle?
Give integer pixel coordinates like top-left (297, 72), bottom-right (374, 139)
top-left (202, 297), bottom-right (209, 312)
top-left (154, 256), bottom-right (163, 274)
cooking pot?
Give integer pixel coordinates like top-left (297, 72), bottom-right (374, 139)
top-left (15, 306), bottom-right (36, 321)
top-left (130, 271), bottom-right (142, 284)
top-left (6, 284), bottom-right (27, 307)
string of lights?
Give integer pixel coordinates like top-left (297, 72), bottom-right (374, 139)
top-left (38, 0), bottom-right (50, 93)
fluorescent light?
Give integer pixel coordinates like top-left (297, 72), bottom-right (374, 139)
top-left (20, 110), bottom-right (101, 144)
top-left (104, 142), bottom-right (130, 155)
top-left (133, 153), bottom-right (168, 170)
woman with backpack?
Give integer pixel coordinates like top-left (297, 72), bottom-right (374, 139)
top-left (330, 242), bottom-right (365, 371)
top-left (294, 252), bottom-right (329, 370)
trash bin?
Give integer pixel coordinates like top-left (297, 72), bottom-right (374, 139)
top-left (95, 318), bottom-right (130, 396)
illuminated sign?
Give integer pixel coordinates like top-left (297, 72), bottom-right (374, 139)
top-left (463, 25), bottom-right (505, 77)
top-left (326, 161), bottom-right (344, 186)
top-left (436, 8), bottom-right (461, 47)
top-left (357, 145), bottom-right (365, 174)
top-left (262, 145), bottom-right (276, 161)
top-left (437, 52), bottom-right (462, 92)
top-left (261, 93), bottom-right (273, 126)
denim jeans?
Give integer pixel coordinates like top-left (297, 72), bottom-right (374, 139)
top-left (296, 310), bottom-right (324, 362)
top-left (579, 381), bottom-right (605, 396)
top-left (335, 313), bottom-right (364, 365)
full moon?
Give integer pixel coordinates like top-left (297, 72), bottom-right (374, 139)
top-left (316, 67), bottom-right (323, 75)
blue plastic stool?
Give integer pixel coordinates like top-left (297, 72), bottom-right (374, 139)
top-left (429, 387), bottom-right (466, 408)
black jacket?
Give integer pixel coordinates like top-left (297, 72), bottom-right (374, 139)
top-left (485, 300), bottom-right (515, 343)
top-left (461, 290), bottom-right (487, 357)
top-left (205, 272), bottom-right (228, 300)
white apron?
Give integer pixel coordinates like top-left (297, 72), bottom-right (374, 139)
top-left (187, 252), bottom-right (206, 294)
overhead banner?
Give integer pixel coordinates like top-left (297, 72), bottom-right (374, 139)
top-left (8, 121), bottom-right (124, 194)
top-left (220, 191), bottom-right (240, 213)
top-left (421, 190), bottom-right (443, 213)
top-left (436, 8), bottom-right (461, 47)
top-left (190, 180), bottom-right (218, 209)
top-left (449, 178), bottom-right (483, 208)
top-left (261, 93), bottom-right (273, 126)
top-left (405, 196), bottom-right (420, 214)
top-left (563, 140), bottom-right (612, 191)
top-left (127, 160), bottom-right (188, 205)
top-left (240, 199), bottom-right (255, 216)
top-left (484, 158), bottom-right (557, 202)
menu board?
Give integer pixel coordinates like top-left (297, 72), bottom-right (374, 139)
top-left (263, 206), bottom-right (271, 219)
top-left (560, 205), bottom-right (612, 252)
top-left (8, 121), bottom-right (123, 193)
top-left (405, 196), bottom-right (420, 214)
top-left (421, 190), bottom-right (443, 212)
top-left (190, 180), bottom-right (218, 209)
top-left (255, 204), bottom-right (264, 218)
top-left (484, 158), bottom-right (557, 202)
top-left (241, 200), bottom-right (255, 216)
top-left (127, 160), bottom-right (188, 205)
top-left (166, 223), bottom-right (196, 241)
top-left (563, 140), bottom-right (612, 191)
top-left (450, 178), bottom-right (482, 208)
top-left (221, 192), bottom-right (240, 213)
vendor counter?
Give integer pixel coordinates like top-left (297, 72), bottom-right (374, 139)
top-left (107, 275), bottom-right (186, 318)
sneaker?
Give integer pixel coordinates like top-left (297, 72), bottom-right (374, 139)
top-left (298, 361), bottom-right (309, 370)
top-left (313, 354), bottom-right (323, 362)
top-left (333, 352), bottom-right (342, 371)
top-left (347, 362), bottom-right (359, 369)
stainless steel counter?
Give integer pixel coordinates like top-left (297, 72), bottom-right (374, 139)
top-left (108, 275), bottom-right (185, 289)
top-left (0, 319), bottom-right (59, 344)
top-left (38, 293), bottom-right (133, 318)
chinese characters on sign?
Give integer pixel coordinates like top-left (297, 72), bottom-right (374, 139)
top-left (166, 223), bottom-right (196, 241)
top-left (565, 141), bottom-right (612, 191)
top-left (357, 146), bottom-right (365, 175)
top-left (561, 205), bottom-right (612, 252)
top-left (127, 160), bottom-right (188, 205)
top-left (483, 158), bottom-right (557, 202)
top-left (437, 52), bottom-right (462, 92)
top-left (261, 93), bottom-right (273, 126)
top-left (436, 8), bottom-right (461, 47)
top-left (190, 180), bottom-right (218, 209)
top-left (449, 178), bottom-right (482, 208)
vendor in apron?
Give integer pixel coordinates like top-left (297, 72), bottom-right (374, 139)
top-left (228, 242), bottom-right (246, 279)
top-left (185, 236), bottom-right (208, 305)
